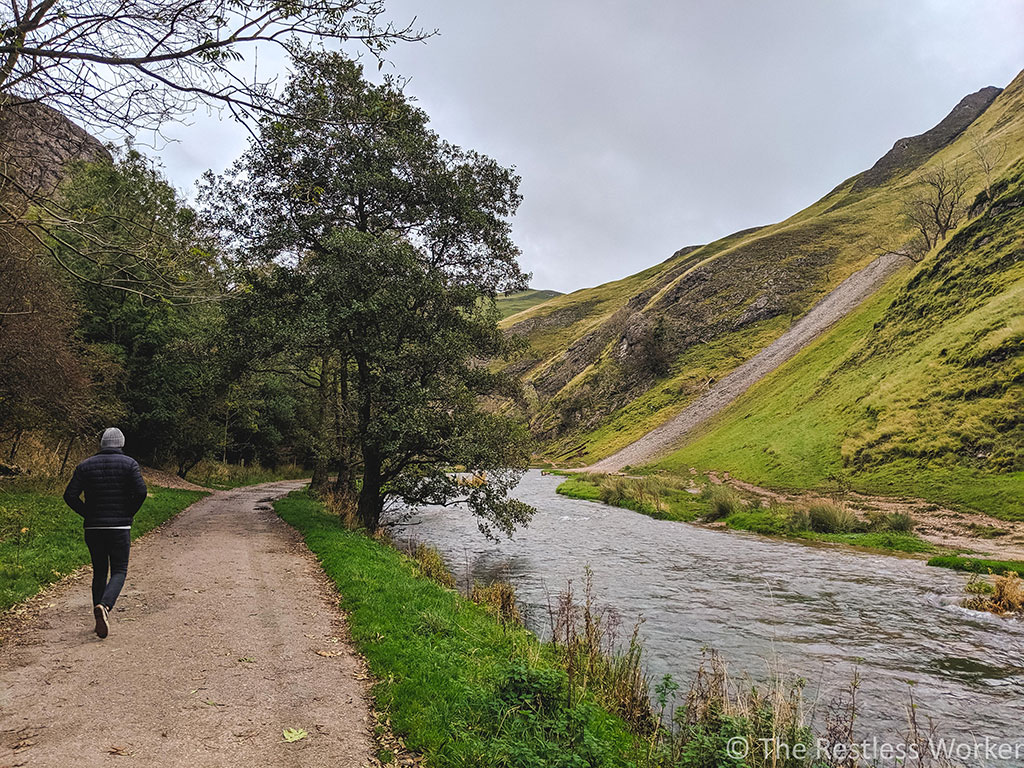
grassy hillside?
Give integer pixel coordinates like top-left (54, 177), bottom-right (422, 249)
top-left (652, 160), bottom-right (1024, 520)
top-left (494, 288), bottom-right (563, 319)
top-left (506, 70), bottom-right (1024, 475)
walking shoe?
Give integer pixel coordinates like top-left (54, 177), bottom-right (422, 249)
top-left (93, 604), bottom-right (109, 639)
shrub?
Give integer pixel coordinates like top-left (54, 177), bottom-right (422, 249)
top-left (866, 510), bottom-right (915, 533)
top-left (883, 511), bottom-right (915, 532)
top-left (786, 507), bottom-right (811, 532)
top-left (704, 486), bottom-right (742, 521)
top-left (807, 502), bottom-right (859, 533)
top-left (991, 571), bottom-right (1024, 614)
top-left (549, 571), bottom-right (655, 735)
top-left (962, 572), bottom-right (1024, 616)
top-left (661, 650), bottom-right (815, 768)
top-left (321, 488), bottom-right (359, 529)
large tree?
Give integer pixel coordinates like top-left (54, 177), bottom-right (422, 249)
top-left (211, 51), bottom-right (534, 534)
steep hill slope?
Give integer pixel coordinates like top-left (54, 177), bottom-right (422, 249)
top-left (506, 70), bottom-right (1024, 471)
top-left (496, 289), bottom-right (563, 319)
top-left (589, 250), bottom-right (909, 471)
top-left (0, 98), bottom-right (109, 216)
top-left (653, 159), bottom-right (1024, 519)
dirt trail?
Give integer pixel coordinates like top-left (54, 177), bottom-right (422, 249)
top-left (0, 481), bottom-right (374, 768)
top-left (589, 251), bottom-right (909, 472)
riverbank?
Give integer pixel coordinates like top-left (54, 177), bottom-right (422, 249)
top-left (555, 470), bottom-right (1024, 573)
top-left (273, 489), bottom-right (644, 766)
top-left (279, 489), bottom-right (945, 767)
top-left (0, 484), bottom-right (207, 613)
top-left (556, 472), bottom-right (937, 554)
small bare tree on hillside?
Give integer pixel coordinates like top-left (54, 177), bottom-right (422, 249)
top-left (896, 161), bottom-right (972, 261)
top-left (971, 135), bottom-right (1007, 212)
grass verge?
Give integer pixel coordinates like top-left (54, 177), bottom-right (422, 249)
top-left (556, 474), bottom-right (706, 522)
top-left (0, 486), bottom-right (207, 611)
top-left (273, 489), bottom-right (640, 767)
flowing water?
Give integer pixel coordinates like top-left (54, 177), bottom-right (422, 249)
top-left (409, 471), bottom-right (1024, 761)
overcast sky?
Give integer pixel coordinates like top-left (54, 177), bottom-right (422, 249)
top-left (158, 1), bottom-right (1024, 293)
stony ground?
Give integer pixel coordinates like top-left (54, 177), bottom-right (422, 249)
top-left (0, 481), bottom-right (375, 767)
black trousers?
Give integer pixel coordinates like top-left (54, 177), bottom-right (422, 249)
top-left (84, 529), bottom-right (131, 609)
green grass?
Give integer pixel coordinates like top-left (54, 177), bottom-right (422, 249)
top-left (557, 475), bottom-right (936, 555)
top-left (556, 474), bottom-right (707, 521)
top-left (653, 172), bottom-right (1024, 520)
top-left (927, 555), bottom-right (1024, 574)
top-left (495, 289), bottom-right (563, 319)
top-left (273, 490), bottom-right (641, 767)
top-left (185, 460), bottom-right (308, 490)
top-left (795, 530), bottom-right (935, 554)
top-left (555, 475), bottom-right (604, 502)
top-left (0, 486), bottom-right (207, 611)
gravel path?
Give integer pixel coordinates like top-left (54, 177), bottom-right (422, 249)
top-left (0, 481), bottom-right (374, 767)
top-left (590, 252), bottom-right (908, 471)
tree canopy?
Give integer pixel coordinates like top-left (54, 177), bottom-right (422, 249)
top-left (0, 0), bottom-right (423, 134)
top-left (211, 51), bottom-right (535, 533)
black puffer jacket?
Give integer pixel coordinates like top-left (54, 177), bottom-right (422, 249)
top-left (64, 448), bottom-right (148, 528)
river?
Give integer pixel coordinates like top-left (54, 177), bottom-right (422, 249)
top-left (408, 470), bottom-right (1024, 760)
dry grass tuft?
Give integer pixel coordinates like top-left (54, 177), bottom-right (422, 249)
top-left (470, 580), bottom-right (521, 626)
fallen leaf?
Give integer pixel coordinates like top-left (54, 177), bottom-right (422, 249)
top-left (238, 656), bottom-right (256, 663)
top-left (108, 745), bottom-right (131, 756)
top-left (204, 700), bottom-right (226, 707)
top-left (315, 650), bottom-right (342, 658)
top-left (282, 728), bottom-right (308, 743)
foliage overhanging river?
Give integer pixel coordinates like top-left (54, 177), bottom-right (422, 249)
top-left (407, 471), bottom-right (1024, 752)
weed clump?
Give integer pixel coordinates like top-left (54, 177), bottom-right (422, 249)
top-left (704, 486), bottom-right (743, 521)
top-left (807, 502), bottom-right (860, 533)
top-left (963, 571), bottom-right (1024, 616)
top-left (866, 510), bottom-right (915, 533)
top-left (549, 570), bottom-right (655, 735)
top-left (471, 580), bottom-right (522, 626)
top-left (408, 543), bottom-right (457, 589)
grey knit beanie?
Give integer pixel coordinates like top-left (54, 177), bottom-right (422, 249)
top-left (100, 427), bottom-right (125, 449)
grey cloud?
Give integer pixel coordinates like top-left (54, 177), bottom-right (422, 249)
top-left (158, 0), bottom-right (1024, 292)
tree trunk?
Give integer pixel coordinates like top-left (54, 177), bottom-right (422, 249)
top-left (8, 429), bottom-right (23, 463)
top-left (354, 355), bottom-right (383, 531)
top-left (357, 448), bottom-right (384, 532)
top-left (310, 353), bottom-right (333, 495)
top-left (59, 436), bottom-right (74, 475)
top-left (331, 360), bottom-right (357, 506)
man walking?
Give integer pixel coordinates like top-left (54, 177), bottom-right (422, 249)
top-left (63, 428), bottom-right (148, 639)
